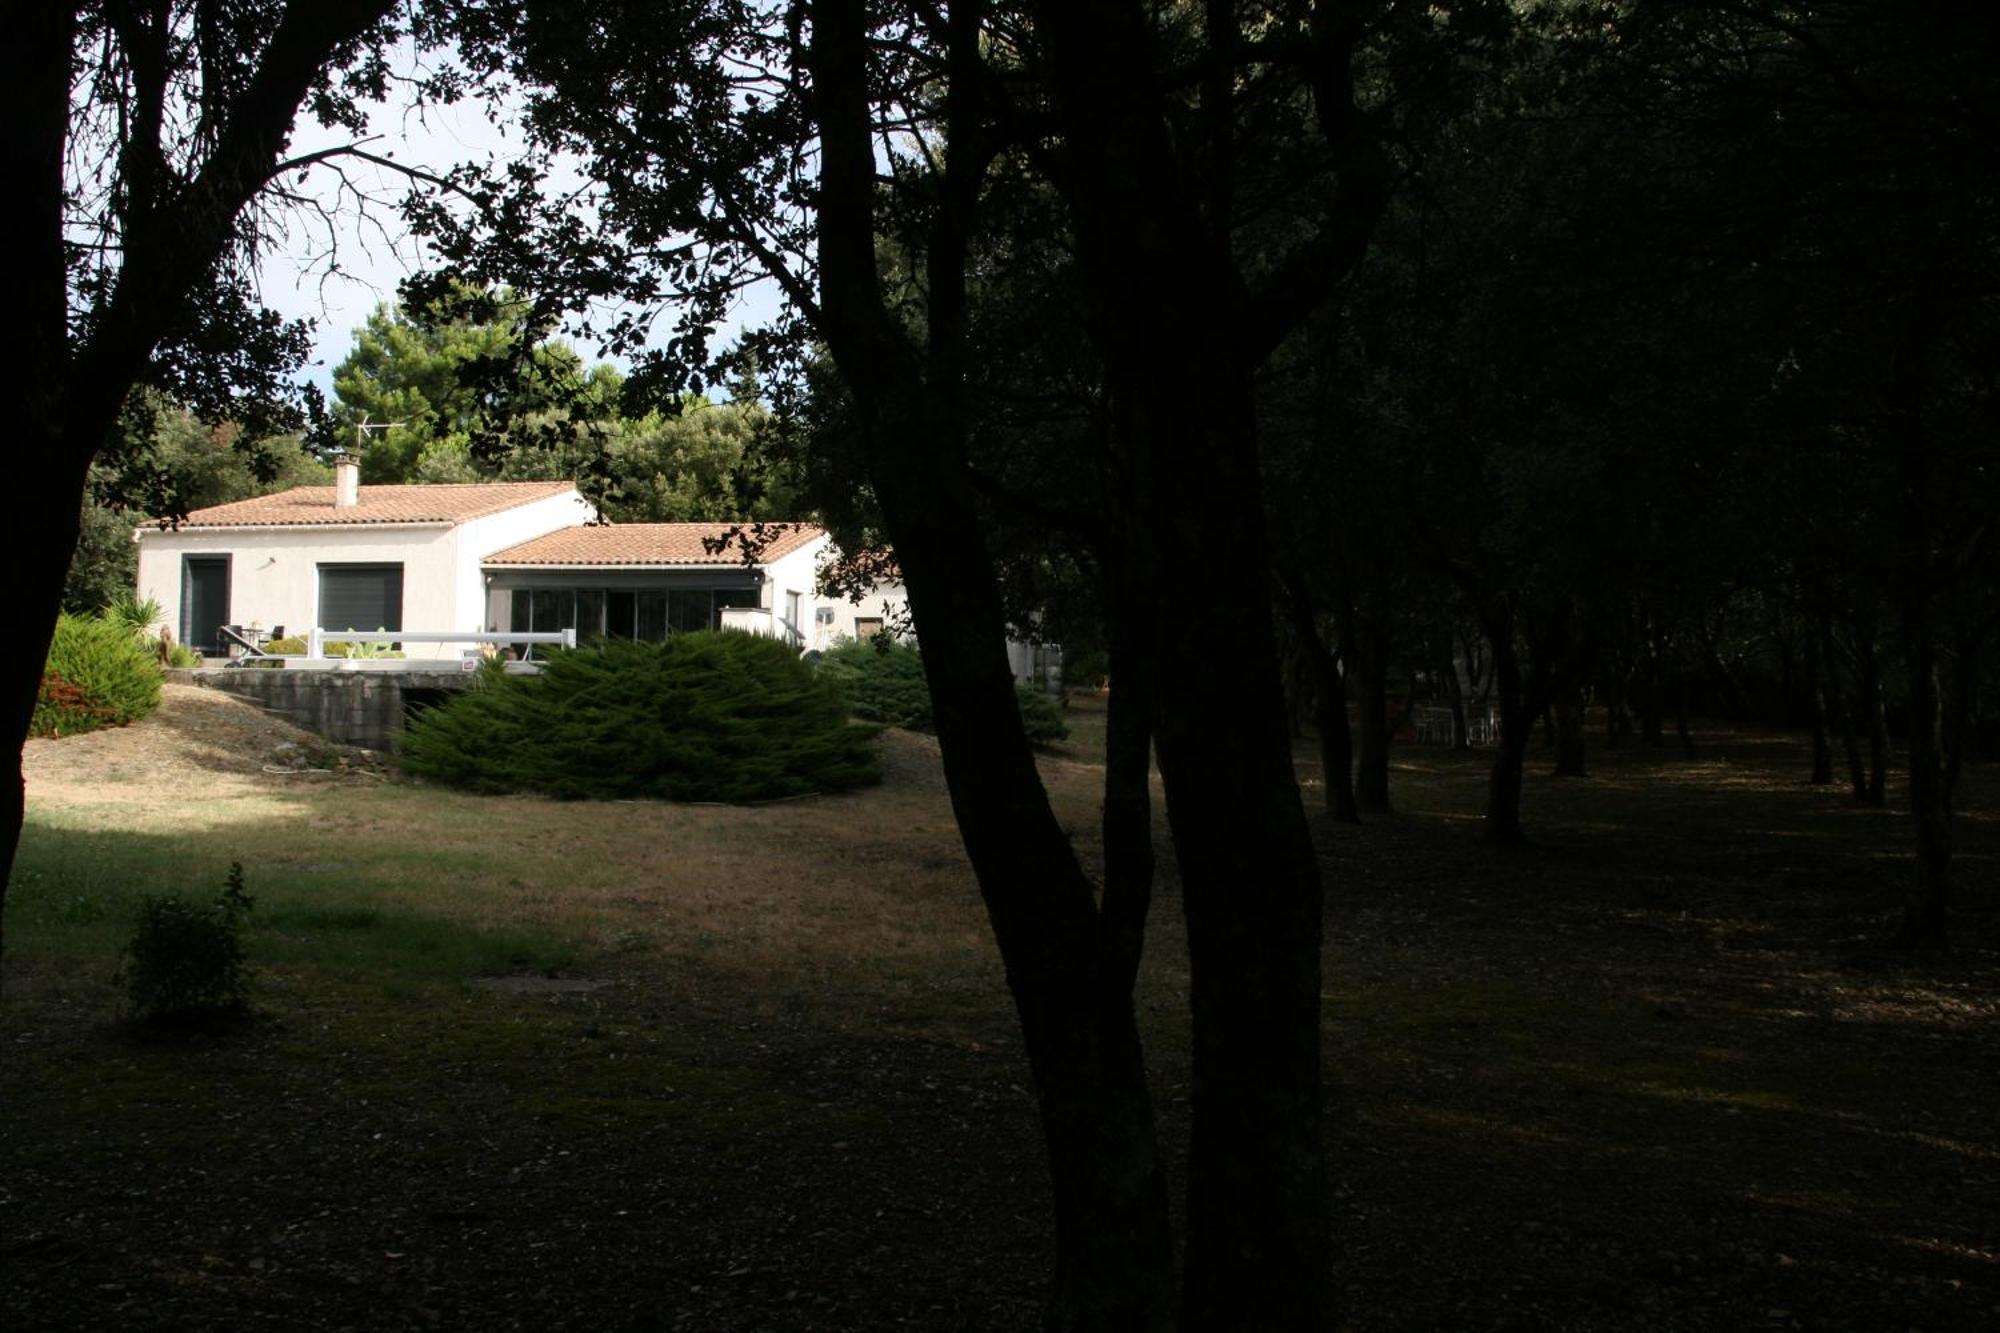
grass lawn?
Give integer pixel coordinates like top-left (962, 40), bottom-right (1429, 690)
top-left (3, 686), bottom-right (1995, 1330)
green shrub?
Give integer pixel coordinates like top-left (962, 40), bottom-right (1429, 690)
top-left (103, 595), bottom-right (164, 637)
top-left (164, 642), bottom-right (202, 668)
top-left (399, 632), bottom-right (881, 803)
top-left (815, 637), bottom-right (1068, 743)
top-left (323, 632), bottom-right (403, 659)
top-left (815, 637), bottom-right (933, 728)
top-left (32, 612), bottom-right (164, 738)
top-left (122, 862), bottom-right (255, 1026)
top-left (264, 636), bottom-right (307, 656)
top-left (1015, 685), bottom-right (1070, 744)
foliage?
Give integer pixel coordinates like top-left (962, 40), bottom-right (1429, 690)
top-left (1015, 686), bottom-right (1070, 746)
top-left (120, 862), bottom-right (256, 1027)
top-left (265, 637), bottom-right (309, 656)
top-left (816, 638), bottom-right (1067, 744)
top-left (399, 633), bottom-right (880, 802)
top-left (103, 596), bottom-right (164, 638)
top-left (65, 402), bottom-right (334, 617)
top-left (322, 634), bottom-right (401, 660)
top-left (31, 613), bottom-right (164, 739)
top-left (63, 501), bottom-right (142, 615)
top-left (816, 638), bottom-right (933, 729)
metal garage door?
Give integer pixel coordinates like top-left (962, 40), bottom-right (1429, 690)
top-left (317, 563), bottom-right (404, 634)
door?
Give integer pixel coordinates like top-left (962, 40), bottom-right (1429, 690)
top-left (317, 563), bottom-right (404, 636)
top-left (181, 556), bottom-right (230, 654)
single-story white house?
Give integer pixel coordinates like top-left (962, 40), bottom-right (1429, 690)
top-left (135, 458), bottom-right (911, 657)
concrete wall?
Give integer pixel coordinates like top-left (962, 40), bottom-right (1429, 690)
top-left (177, 666), bottom-right (477, 750)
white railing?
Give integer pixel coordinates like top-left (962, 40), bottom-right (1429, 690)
top-left (304, 627), bottom-right (578, 659)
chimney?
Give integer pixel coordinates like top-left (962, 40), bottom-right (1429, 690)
top-left (334, 453), bottom-right (360, 509)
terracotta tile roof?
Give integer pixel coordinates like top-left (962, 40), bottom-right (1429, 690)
top-left (169, 481), bottom-right (580, 528)
top-left (484, 522), bottom-right (826, 568)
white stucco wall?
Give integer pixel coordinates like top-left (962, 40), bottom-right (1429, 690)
top-left (134, 487), bottom-right (596, 650)
top-left (804, 552), bottom-right (912, 651)
top-left (136, 524), bottom-right (460, 646)
top-left (454, 489), bottom-right (597, 631)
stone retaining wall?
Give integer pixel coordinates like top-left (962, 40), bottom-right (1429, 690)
top-left (169, 667), bottom-right (476, 750)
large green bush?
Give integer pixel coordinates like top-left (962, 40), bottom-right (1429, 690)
top-left (399, 632), bottom-right (881, 802)
top-left (32, 611), bottom-right (165, 738)
top-left (814, 637), bottom-right (1068, 744)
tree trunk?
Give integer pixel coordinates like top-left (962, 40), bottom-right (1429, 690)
top-left (1145, 371), bottom-right (1327, 1332)
top-left (1855, 629), bottom-right (1889, 806)
top-left (1280, 572), bottom-right (1359, 823)
top-left (1675, 678), bottom-right (1696, 757)
top-left (808, 7), bottom-right (1178, 1322)
top-left (1481, 607), bottom-right (1531, 846)
top-left (1806, 611), bottom-right (1834, 785)
top-left (1893, 608), bottom-right (1950, 948)
top-left (1346, 606), bottom-right (1393, 815)
top-left (1553, 686), bottom-right (1587, 777)
top-left (1640, 614), bottom-right (1665, 745)
top-left (1440, 640), bottom-right (1472, 752)
top-left (1889, 351), bottom-right (1949, 949)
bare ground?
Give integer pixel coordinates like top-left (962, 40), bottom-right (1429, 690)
top-left (3, 689), bottom-right (1995, 1330)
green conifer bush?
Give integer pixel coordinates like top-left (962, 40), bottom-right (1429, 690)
top-left (399, 632), bottom-right (881, 802)
top-left (814, 637), bottom-right (1067, 743)
top-left (32, 612), bottom-right (165, 738)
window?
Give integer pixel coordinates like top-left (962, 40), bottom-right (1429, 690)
top-left (855, 617), bottom-right (884, 640)
top-left (785, 590), bottom-right (803, 644)
top-left (637, 591), bottom-right (668, 641)
top-left (318, 563), bottom-right (403, 637)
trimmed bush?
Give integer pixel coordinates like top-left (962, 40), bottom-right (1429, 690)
top-left (815, 637), bottom-right (933, 728)
top-left (399, 632), bottom-right (881, 803)
top-left (122, 862), bottom-right (256, 1027)
top-left (32, 612), bottom-right (164, 738)
top-left (814, 636), bottom-right (1068, 744)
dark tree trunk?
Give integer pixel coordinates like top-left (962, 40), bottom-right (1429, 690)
top-left (809, 7), bottom-right (1178, 1323)
top-left (0, 0), bottom-right (402, 978)
top-left (1889, 352), bottom-right (1950, 949)
top-left (1806, 611), bottom-right (1834, 785)
top-left (0, 0), bottom-right (79, 980)
top-left (1280, 572), bottom-right (1359, 823)
top-left (1553, 686), bottom-right (1587, 777)
top-left (1481, 606), bottom-right (1531, 846)
top-left (1675, 679), bottom-right (1696, 757)
top-left (1440, 639), bottom-right (1472, 752)
top-left (1840, 696), bottom-right (1869, 802)
top-left (1602, 665), bottom-right (1632, 747)
top-left (1346, 605), bottom-right (1393, 814)
top-left (1942, 626), bottom-right (1985, 814)
top-left (1018, 0), bottom-right (1389, 1322)
top-left (1893, 610), bottom-right (1951, 948)
top-left (1640, 616), bottom-right (1666, 746)
top-left (1854, 627), bottom-right (1890, 806)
